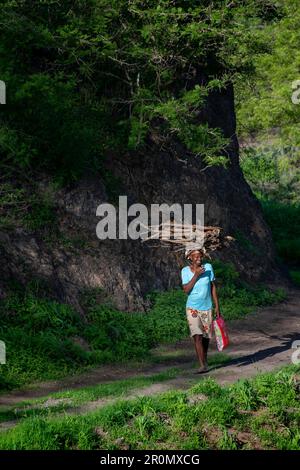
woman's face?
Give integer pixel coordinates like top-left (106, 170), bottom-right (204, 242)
top-left (189, 250), bottom-right (203, 265)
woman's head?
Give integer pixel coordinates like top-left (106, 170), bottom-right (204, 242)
top-left (185, 249), bottom-right (204, 265)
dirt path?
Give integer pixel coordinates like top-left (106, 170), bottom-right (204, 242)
top-left (1, 286), bottom-right (300, 410)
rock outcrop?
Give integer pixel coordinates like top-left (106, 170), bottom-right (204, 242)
top-left (0, 83), bottom-right (291, 312)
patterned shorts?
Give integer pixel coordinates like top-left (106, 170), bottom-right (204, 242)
top-left (186, 307), bottom-right (213, 338)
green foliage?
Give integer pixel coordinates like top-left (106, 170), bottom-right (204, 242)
top-left (0, 260), bottom-right (286, 392)
top-left (238, 144), bottom-right (300, 274)
top-left (82, 288), bottom-right (189, 362)
top-left (190, 377), bottom-right (224, 399)
top-left (234, 229), bottom-right (261, 255)
top-left (0, 181), bottom-right (56, 230)
top-left (236, 0), bottom-right (300, 148)
top-left (0, 183), bottom-right (27, 229)
top-left (260, 198), bottom-right (300, 266)
top-left (212, 259), bottom-right (286, 319)
top-left (229, 380), bottom-right (262, 411)
top-left (240, 145), bottom-right (300, 204)
top-left (144, 289), bottom-right (189, 344)
top-left (212, 259), bottom-right (240, 285)
top-left (0, 0), bottom-right (282, 181)
top-left (0, 285), bottom-right (90, 390)
top-left (236, 1), bottom-right (300, 269)
top-left (218, 285), bottom-right (286, 320)
top-left (290, 270), bottom-right (300, 287)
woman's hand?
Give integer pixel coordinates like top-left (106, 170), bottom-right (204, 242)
top-left (183, 265), bottom-right (205, 294)
top-left (215, 308), bottom-right (221, 318)
top-left (194, 265), bottom-right (205, 277)
top-left (211, 282), bottom-right (220, 318)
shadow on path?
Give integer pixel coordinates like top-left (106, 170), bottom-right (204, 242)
top-left (211, 332), bottom-right (300, 371)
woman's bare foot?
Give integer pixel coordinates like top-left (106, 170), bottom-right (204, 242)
top-left (194, 365), bottom-right (209, 374)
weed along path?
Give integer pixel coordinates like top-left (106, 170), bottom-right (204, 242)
top-left (0, 286), bottom-right (300, 425)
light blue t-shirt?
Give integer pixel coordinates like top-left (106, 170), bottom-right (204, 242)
top-left (181, 263), bottom-right (215, 310)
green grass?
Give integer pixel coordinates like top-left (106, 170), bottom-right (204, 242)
top-left (290, 270), bottom-right (300, 287)
top-left (0, 368), bottom-right (182, 424)
top-left (0, 262), bottom-right (286, 392)
top-left (0, 355), bottom-right (232, 426)
top-left (260, 199), bottom-right (300, 266)
top-left (1, 365), bottom-right (300, 450)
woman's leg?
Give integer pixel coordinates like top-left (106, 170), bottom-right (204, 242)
top-left (193, 334), bottom-right (207, 371)
top-left (202, 337), bottom-right (210, 367)
top-left (198, 309), bottom-right (212, 367)
top-left (187, 308), bottom-right (209, 373)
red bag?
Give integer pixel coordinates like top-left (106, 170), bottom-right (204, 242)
top-left (213, 316), bottom-right (229, 351)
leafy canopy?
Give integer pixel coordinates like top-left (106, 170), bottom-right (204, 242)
top-left (0, 0), bottom-right (282, 180)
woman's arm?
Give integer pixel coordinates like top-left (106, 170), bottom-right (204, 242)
top-left (182, 266), bottom-right (205, 294)
top-left (211, 281), bottom-right (220, 317)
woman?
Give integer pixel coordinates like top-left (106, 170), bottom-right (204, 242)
top-left (181, 249), bottom-right (220, 374)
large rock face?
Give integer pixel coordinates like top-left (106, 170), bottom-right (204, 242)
top-left (0, 84), bottom-right (291, 312)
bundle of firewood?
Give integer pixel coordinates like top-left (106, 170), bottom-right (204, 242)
top-left (141, 222), bottom-right (234, 256)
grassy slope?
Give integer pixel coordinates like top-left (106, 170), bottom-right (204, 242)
top-left (0, 261), bottom-right (286, 393)
top-left (1, 365), bottom-right (300, 450)
top-left (0, 355), bottom-right (232, 424)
